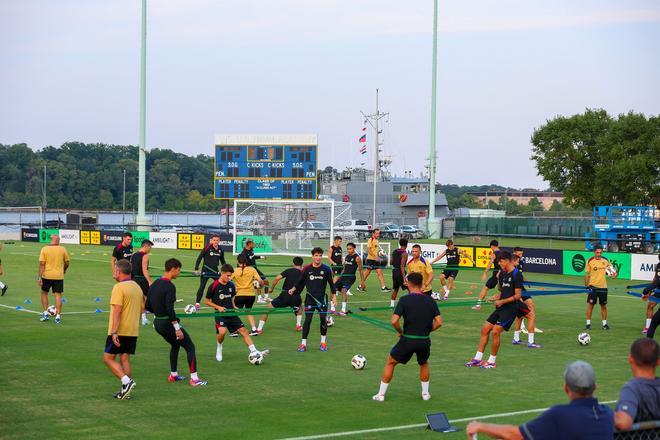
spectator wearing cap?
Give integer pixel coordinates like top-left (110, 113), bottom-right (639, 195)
top-left (466, 360), bottom-right (614, 439)
top-left (615, 338), bottom-right (660, 430)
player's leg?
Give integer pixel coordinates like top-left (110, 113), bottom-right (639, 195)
top-left (215, 322), bottom-right (227, 361)
top-left (484, 325), bottom-right (504, 367)
top-left (647, 308), bottom-right (660, 338)
top-left (473, 277), bottom-right (495, 310)
top-left (39, 287), bottom-right (50, 321)
top-left (195, 276), bottom-right (209, 307)
top-left (512, 316), bottom-right (523, 344)
top-left (53, 291), bottom-right (63, 323)
top-left (376, 268), bottom-right (390, 291)
top-left (103, 346), bottom-right (135, 399)
top-left (359, 268), bottom-right (372, 290)
top-left (0, 279), bottom-right (8, 296)
top-left (257, 300), bottom-right (275, 331)
top-left (465, 321), bottom-right (493, 366)
top-left (586, 301), bottom-right (595, 329)
top-left (319, 304), bottom-right (328, 350)
top-left (373, 355), bottom-right (399, 401)
top-left (119, 353), bottom-right (132, 378)
top-left (644, 303), bottom-right (656, 334)
top-left (103, 352), bottom-right (125, 379)
top-left (599, 289), bottom-right (609, 329)
top-left (417, 341), bottom-right (432, 400)
top-left (525, 308), bottom-right (541, 347)
top-left (179, 328), bottom-right (206, 386)
top-left (300, 303), bottom-right (314, 351)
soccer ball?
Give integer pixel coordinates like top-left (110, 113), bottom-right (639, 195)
top-left (248, 351), bottom-right (264, 365)
top-left (326, 316), bottom-right (335, 327)
top-left (351, 354), bottom-right (367, 370)
top-left (605, 266), bottom-right (617, 277)
top-left (431, 291), bottom-right (441, 301)
top-left (253, 280), bottom-right (261, 288)
top-left (47, 305), bottom-right (57, 316)
top-left (578, 332), bottom-right (591, 345)
top-left (184, 304), bottom-right (197, 314)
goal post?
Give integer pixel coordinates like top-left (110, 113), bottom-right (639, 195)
top-left (232, 199), bottom-right (353, 257)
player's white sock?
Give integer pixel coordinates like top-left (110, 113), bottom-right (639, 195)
top-left (120, 375), bottom-right (131, 385)
top-left (248, 344), bottom-right (256, 353)
top-left (513, 331), bottom-right (521, 342)
top-left (646, 318), bottom-right (652, 327)
top-left (528, 333), bottom-right (535, 344)
top-left (474, 351), bottom-right (484, 361)
top-left (216, 342), bottom-right (223, 361)
top-left (320, 335), bottom-right (326, 344)
top-left (487, 355), bottom-right (497, 364)
top-left (191, 372), bottom-right (199, 381)
top-left (257, 294), bottom-right (263, 302)
top-left (257, 320), bottom-right (265, 331)
top-left (443, 285), bottom-right (449, 294)
top-left (346, 289), bottom-right (352, 296)
top-left (0, 281), bottom-right (5, 289)
top-left (301, 339), bottom-right (307, 346)
top-left (296, 315), bottom-right (302, 326)
top-left (251, 326), bottom-right (257, 332)
top-left (586, 319), bottom-right (591, 325)
top-left (171, 371), bottom-right (178, 377)
top-left (55, 314), bottom-right (61, 319)
top-left (602, 320), bottom-right (607, 326)
top-left (421, 381), bottom-right (430, 394)
top-left (390, 300), bottom-right (395, 307)
top-left (379, 381), bottom-right (389, 396)
top-left (330, 302), bottom-right (336, 312)
top-left (341, 302), bottom-right (347, 313)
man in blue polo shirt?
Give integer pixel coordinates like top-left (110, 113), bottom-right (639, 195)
top-left (466, 360), bottom-right (614, 439)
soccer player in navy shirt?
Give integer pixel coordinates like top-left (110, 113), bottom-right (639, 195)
top-left (465, 251), bottom-right (522, 369)
top-left (328, 236), bottom-right (343, 314)
top-left (467, 360), bottom-right (613, 439)
top-left (372, 272), bottom-right (442, 402)
top-left (473, 240), bottom-right (501, 310)
top-left (111, 233), bottom-right (133, 274)
top-left (430, 239), bottom-right (474, 300)
top-left (256, 257), bottom-right (305, 333)
top-left (289, 247), bottom-right (335, 352)
top-left (204, 264), bottom-right (267, 363)
top-left (641, 254), bottom-right (660, 336)
top-left (389, 238), bottom-right (409, 308)
top-left (193, 234), bottom-right (226, 309)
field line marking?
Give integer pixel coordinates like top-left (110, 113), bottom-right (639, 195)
top-left (0, 303), bottom-right (41, 314)
top-left (278, 400), bottom-right (616, 440)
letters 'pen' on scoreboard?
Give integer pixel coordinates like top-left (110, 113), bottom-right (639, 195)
top-left (213, 134), bottom-right (318, 200)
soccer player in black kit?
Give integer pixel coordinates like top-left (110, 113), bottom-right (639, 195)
top-left (257, 257), bottom-right (304, 333)
top-left (465, 251), bottom-right (523, 369)
top-left (328, 236), bottom-right (343, 314)
top-left (372, 272), bottom-right (442, 402)
top-left (111, 233), bottom-right (133, 274)
top-left (334, 242), bottom-right (364, 315)
top-left (642, 255), bottom-right (660, 339)
top-left (389, 238), bottom-right (409, 308)
top-left (194, 234), bottom-right (226, 310)
top-left (430, 239), bottom-right (474, 300)
top-left (131, 239), bottom-right (154, 326)
top-left (204, 264), bottom-right (268, 362)
top-left (473, 240), bottom-right (502, 310)
top-left (147, 258), bottom-right (207, 386)
top-left (289, 247), bottom-right (336, 352)
top-left (239, 239), bottom-right (269, 303)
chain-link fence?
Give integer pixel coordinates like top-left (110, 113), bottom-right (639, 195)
top-left (614, 420), bottom-right (660, 440)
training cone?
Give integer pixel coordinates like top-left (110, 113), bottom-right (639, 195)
top-left (24, 299), bottom-right (32, 304)
top-left (94, 297), bottom-right (101, 302)
top-left (15, 306), bottom-right (23, 310)
top-left (95, 308), bottom-right (103, 313)
top-left (465, 291), bottom-right (473, 295)
top-left (471, 284), bottom-right (477, 289)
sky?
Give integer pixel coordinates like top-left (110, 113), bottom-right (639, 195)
top-left (1, 0), bottom-right (659, 189)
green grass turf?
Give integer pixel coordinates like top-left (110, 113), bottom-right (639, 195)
top-left (0, 241), bottom-right (648, 439)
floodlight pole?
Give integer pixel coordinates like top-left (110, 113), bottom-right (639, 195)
top-left (427, 0), bottom-right (439, 238)
top-left (361, 89), bottom-right (388, 228)
top-left (136, 0), bottom-right (150, 229)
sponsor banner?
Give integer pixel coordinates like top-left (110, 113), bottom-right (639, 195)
top-left (21, 228), bottom-right (40, 242)
top-left (216, 232), bottom-right (233, 252)
top-left (406, 243), bottom-right (447, 263)
top-left (237, 234), bottom-right (272, 253)
top-left (192, 233), bottom-right (206, 250)
top-left (101, 230), bottom-right (125, 246)
top-left (475, 247), bottom-right (494, 268)
top-left (150, 232), bottom-right (178, 249)
top-left (520, 249), bottom-right (563, 275)
top-left (631, 254), bottom-right (659, 281)
top-left (39, 228), bottom-right (59, 243)
top-left (458, 246), bottom-right (475, 267)
top-left (80, 230), bottom-right (91, 245)
top-left (58, 229), bottom-right (80, 245)
top-left (91, 231), bottom-right (101, 245)
top-left (130, 231), bottom-right (150, 247)
top-left (563, 250), bottom-right (631, 280)
top-left (178, 233), bottom-right (192, 249)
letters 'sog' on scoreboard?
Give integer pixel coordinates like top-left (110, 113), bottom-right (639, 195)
top-left (214, 134), bottom-right (318, 200)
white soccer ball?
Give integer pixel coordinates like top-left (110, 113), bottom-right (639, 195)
top-left (431, 291), bottom-right (441, 301)
top-left (605, 266), bottom-right (617, 277)
top-left (47, 305), bottom-right (57, 316)
top-left (248, 351), bottom-right (264, 365)
top-left (351, 354), bottom-right (367, 370)
top-left (326, 316), bottom-right (335, 327)
top-left (253, 280), bottom-right (261, 288)
top-left (184, 304), bottom-right (197, 315)
top-left (578, 332), bottom-right (591, 345)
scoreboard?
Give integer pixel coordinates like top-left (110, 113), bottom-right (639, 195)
top-left (214, 134), bottom-right (318, 200)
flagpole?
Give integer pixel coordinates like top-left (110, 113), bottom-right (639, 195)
top-left (427, 0), bottom-right (439, 238)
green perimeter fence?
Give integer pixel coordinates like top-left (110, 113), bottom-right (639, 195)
top-left (456, 216), bottom-right (592, 238)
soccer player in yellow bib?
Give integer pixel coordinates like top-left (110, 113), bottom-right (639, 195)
top-left (585, 245), bottom-right (617, 330)
top-left (233, 254), bottom-right (264, 336)
top-left (359, 229), bottom-right (391, 292)
top-left (406, 244), bottom-right (434, 296)
top-left (38, 234), bottom-right (70, 324)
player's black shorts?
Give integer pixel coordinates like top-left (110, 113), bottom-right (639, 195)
top-left (390, 337), bottom-right (431, 365)
top-left (521, 295), bottom-right (532, 302)
top-left (234, 296), bottom-right (256, 309)
top-left (335, 275), bottom-right (356, 291)
top-left (304, 294), bottom-right (327, 308)
top-left (442, 270), bottom-right (459, 279)
top-left (41, 278), bottom-right (64, 293)
top-left (485, 274), bottom-right (499, 289)
top-left (214, 315), bottom-right (244, 333)
top-left (366, 259), bottom-right (381, 269)
top-left (516, 300), bottom-right (531, 318)
top-left (392, 271), bottom-right (407, 291)
top-left (104, 335), bottom-right (137, 355)
top-left (270, 293), bottom-right (302, 309)
top-left (423, 290), bottom-right (433, 296)
top-left (255, 267), bottom-right (267, 281)
top-left (587, 287), bottom-right (608, 305)
top-left (332, 266), bottom-right (342, 276)
top-left (134, 277), bottom-right (149, 296)
top-left (486, 304), bottom-right (517, 331)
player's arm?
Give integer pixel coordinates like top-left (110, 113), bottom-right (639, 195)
top-left (38, 252), bottom-right (45, 286)
top-left (325, 268), bottom-right (336, 295)
top-left (390, 313), bottom-right (403, 335)
top-left (269, 274), bottom-right (283, 294)
top-left (194, 247), bottom-right (206, 273)
top-left (0, 261), bottom-right (3, 276)
top-left (430, 250), bottom-right (446, 266)
top-left (460, 249), bottom-right (474, 265)
top-left (584, 260), bottom-right (592, 287)
top-left (614, 411), bottom-right (634, 431)
top-left (290, 267), bottom-right (308, 295)
top-left (356, 256), bottom-right (365, 285)
top-left (431, 314), bottom-right (442, 332)
top-left (142, 254), bottom-right (152, 285)
top-left (253, 268), bottom-right (265, 288)
top-left (423, 265), bottom-right (434, 292)
top-left (399, 254), bottom-right (406, 279)
top-left (204, 286), bottom-right (225, 312)
top-left (219, 249), bottom-right (226, 266)
top-left (466, 421), bottom-right (523, 440)
top-left (110, 303), bottom-right (123, 346)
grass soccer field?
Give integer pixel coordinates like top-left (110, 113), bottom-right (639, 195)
top-left (0, 241), bottom-right (647, 439)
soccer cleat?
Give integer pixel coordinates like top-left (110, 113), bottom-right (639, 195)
top-left (40, 313), bottom-right (50, 322)
top-left (346, 290), bottom-right (353, 296)
top-left (295, 325), bottom-right (302, 332)
top-left (421, 392), bottom-right (431, 401)
top-left (535, 327), bottom-right (544, 333)
top-left (216, 354), bottom-right (223, 362)
top-left (320, 342), bottom-right (328, 351)
top-left (642, 327), bottom-right (649, 334)
top-left (471, 304), bottom-right (481, 310)
top-left (512, 339), bottom-right (523, 345)
top-left (1, 284), bottom-right (7, 296)
top-left (338, 311), bottom-right (347, 316)
top-left (167, 374), bottom-right (186, 382)
top-left (381, 286), bottom-right (391, 292)
top-left (356, 286), bottom-right (366, 292)
top-left (602, 324), bottom-right (610, 330)
top-left (55, 316), bottom-right (61, 324)
top-left (113, 390), bottom-right (131, 400)
top-left (190, 378), bottom-right (208, 387)
top-left (585, 324), bottom-right (591, 330)
top-left (479, 362), bottom-right (496, 369)
top-left (372, 393), bottom-right (385, 402)
top-left (298, 344), bottom-right (307, 352)
top-left (255, 329), bottom-right (263, 335)
top-left (260, 349), bottom-right (270, 357)
top-left (194, 303), bottom-right (201, 310)
top-left (464, 358), bottom-right (482, 367)
top-left (442, 293), bottom-right (449, 301)
top-left (249, 329), bottom-right (259, 336)
top-left (229, 332), bottom-right (239, 337)
top-left (117, 380), bottom-right (136, 400)
top-left (527, 343), bottom-right (543, 349)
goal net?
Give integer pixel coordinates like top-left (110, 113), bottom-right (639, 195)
top-left (0, 206), bottom-right (44, 240)
top-left (232, 199), bottom-right (353, 257)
